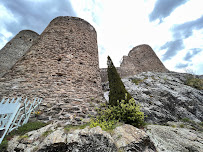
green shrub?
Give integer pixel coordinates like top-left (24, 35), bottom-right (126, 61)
top-left (42, 130), bottom-right (53, 137)
top-left (90, 119), bottom-right (119, 131)
top-left (107, 56), bottom-right (132, 106)
top-left (90, 94), bottom-right (145, 130)
top-left (179, 124), bottom-right (184, 128)
top-left (185, 76), bottom-right (203, 90)
top-left (181, 117), bottom-right (190, 122)
top-left (131, 78), bottom-right (143, 85)
top-left (64, 123), bottom-right (90, 132)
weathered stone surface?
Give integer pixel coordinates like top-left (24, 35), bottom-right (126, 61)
top-left (146, 125), bottom-right (203, 152)
top-left (120, 45), bottom-right (168, 73)
top-left (0, 16), bottom-right (103, 123)
top-left (7, 124), bottom-right (156, 152)
top-left (100, 44), bottom-right (168, 82)
top-left (104, 71), bottom-right (203, 124)
top-left (0, 30), bottom-right (39, 78)
top-left (112, 124), bottom-right (156, 152)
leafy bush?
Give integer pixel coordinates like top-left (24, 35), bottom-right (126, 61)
top-left (90, 94), bottom-right (145, 130)
top-left (131, 78), bottom-right (143, 85)
top-left (185, 76), bottom-right (203, 90)
top-left (107, 56), bottom-right (132, 106)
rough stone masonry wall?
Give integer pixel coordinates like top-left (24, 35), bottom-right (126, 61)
top-left (122, 44), bottom-right (168, 73)
top-left (0, 30), bottom-right (39, 78)
top-left (100, 44), bottom-right (168, 82)
top-left (0, 16), bottom-right (103, 125)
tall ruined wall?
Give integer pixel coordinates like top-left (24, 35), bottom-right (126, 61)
top-left (0, 16), bottom-right (102, 124)
top-left (100, 44), bottom-right (168, 82)
top-left (0, 30), bottom-right (39, 77)
top-left (121, 44), bottom-right (168, 73)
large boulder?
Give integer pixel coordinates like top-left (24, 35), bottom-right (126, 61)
top-left (120, 71), bottom-right (203, 124)
top-left (7, 123), bottom-right (156, 152)
top-left (146, 125), bottom-right (203, 152)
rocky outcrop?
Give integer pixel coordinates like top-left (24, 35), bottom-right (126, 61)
top-left (7, 123), bottom-right (156, 152)
top-left (146, 125), bottom-right (203, 152)
top-left (119, 72), bottom-right (203, 124)
top-left (7, 122), bottom-right (203, 152)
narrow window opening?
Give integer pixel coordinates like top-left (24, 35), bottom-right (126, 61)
top-left (57, 58), bottom-right (62, 61)
top-left (30, 39), bottom-right (32, 41)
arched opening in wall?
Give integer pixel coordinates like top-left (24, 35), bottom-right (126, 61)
top-left (79, 62), bottom-right (83, 65)
top-left (30, 39), bottom-right (32, 41)
top-left (19, 37), bottom-right (21, 38)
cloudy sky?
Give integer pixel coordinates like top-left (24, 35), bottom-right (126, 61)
top-left (0, 0), bottom-right (202, 74)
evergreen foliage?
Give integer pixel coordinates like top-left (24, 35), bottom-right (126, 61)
top-left (90, 94), bottom-right (145, 130)
top-left (107, 56), bottom-right (132, 106)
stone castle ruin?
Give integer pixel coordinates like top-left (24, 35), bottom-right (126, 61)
top-left (0, 16), bottom-right (167, 123)
top-left (0, 16), bottom-right (102, 124)
top-left (100, 44), bottom-right (168, 82)
top-left (0, 30), bottom-right (39, 78)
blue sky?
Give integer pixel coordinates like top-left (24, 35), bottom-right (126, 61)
top-left (0, 0), bottom-right (203, 74)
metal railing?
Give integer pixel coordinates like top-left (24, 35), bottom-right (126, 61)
top-left (0, 97), bottom-right (42, 144)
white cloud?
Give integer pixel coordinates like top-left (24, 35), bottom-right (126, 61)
top-left (166, 0), bottom-right (203, 25)
top-left (70, 0), bottom-right (203, 74)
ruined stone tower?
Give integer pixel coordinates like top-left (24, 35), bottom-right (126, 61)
top-left (0, 30), bottom-right (39, 77)
top-left (120, 44), bottom-right (168, 75)
top-left (0, 16), bottom-right (102, 123)
top-left (100, 44), bottom-right (168, 82)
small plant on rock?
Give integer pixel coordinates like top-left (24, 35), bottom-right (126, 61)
top-left (131, 78), bottom-right (143, 85)
top-left (90, 56), bottom-right (145, 131)
top-left (90, 94), bottom-right (145, 130)
top-left (0, 121), bottom-right (47, 151)
top-left (185, 76), bottom-right (203, 90)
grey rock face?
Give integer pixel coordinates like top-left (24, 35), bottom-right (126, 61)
top-left (121, 72), bottom-right (203, 124)
top-left (146, 125), bottom-right (203, 152)
top-left (7, 123), bottom-right (156, 152)
top-left (0, 30), bottom-right (39, 77)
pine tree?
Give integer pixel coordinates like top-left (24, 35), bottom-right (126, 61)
top-left (107, 56), bottom-right (132, 106)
